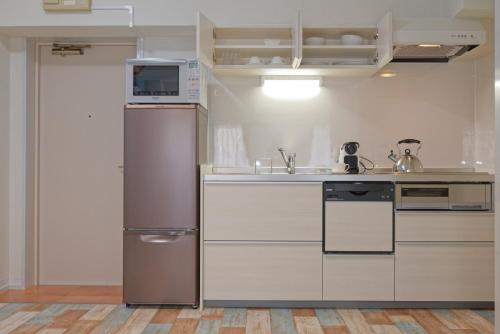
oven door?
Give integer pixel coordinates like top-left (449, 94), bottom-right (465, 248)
top-left (126, 59), bottom-right (188, 104)
top-left (397, 184), bottom-right (449, 210)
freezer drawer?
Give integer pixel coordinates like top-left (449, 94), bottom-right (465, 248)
top-left (123, 230), bottom-right (199, 305)
top-left (324, 201), bottom-right (393, 252)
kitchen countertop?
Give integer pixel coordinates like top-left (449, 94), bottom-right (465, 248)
top-left (203, 167), bottom-right (494, 183)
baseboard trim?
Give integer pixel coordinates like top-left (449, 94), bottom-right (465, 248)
top-left (3, 284), bottom-right (24, 290)
top-left (205, 300), bottom-right (494, 309)
top-left (38, 282), bottom-right (123, 286)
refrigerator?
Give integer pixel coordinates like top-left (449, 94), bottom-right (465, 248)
top-left (123, 104), bottom-right (207, 306)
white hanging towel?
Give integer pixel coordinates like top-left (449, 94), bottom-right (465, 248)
top-left (309, 126), bottom-right (332, 167)
top-left (213, 125), bottom-right (250, 167)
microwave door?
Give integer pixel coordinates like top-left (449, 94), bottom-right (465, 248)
top-left (127, 62), bottom-right (188, 104)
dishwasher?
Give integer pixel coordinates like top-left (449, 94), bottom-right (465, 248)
top-left (323, 182), bottom-right (394, 253)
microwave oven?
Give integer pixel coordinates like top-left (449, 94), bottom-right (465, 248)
top-left (126, 58), bottom-right (207, 107)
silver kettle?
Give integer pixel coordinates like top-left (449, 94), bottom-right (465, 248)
top-left (388, 139), bottom-right (424, 173)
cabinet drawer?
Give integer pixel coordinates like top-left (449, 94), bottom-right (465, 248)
top-left (395, 242), bottom-right (494, 301)
top-left (323, 255), bottom-right (394, 301)
top-left (204, 242), bottom-right (322, 300)
top-left (325, 201), bottom-right (393, 252)
top-left (396, 213), bottom-right (494, 242)
top-left (204, 182), bottom-right (322, 241)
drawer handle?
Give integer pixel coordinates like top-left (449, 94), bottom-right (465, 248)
top-left (204, 241), bottom-right (321, 245)
top-left (450, 204), bottom-right (484, 210)
top-left (397, 241), bottom-right (493, 246)
top-left (140, 235), bottom-right (181, 243)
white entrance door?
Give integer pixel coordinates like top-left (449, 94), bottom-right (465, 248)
top-left (39, 44), bottom-right (135, 285)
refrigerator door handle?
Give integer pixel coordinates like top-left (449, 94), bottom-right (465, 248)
top-left (139, 234), bottom-right (182, 243)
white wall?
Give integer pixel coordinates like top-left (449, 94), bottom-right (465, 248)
top-left (8, 38), bottom-right (27, 288)
top-left (210, 62), bottom-right (476, 168)
top-left (474, 53), bottom-right (495, 173)
top-left (494, 0), bottom-right (499, 328)
top-left (143, 36), bottom-right (196, 59)
top-left (0, 36), bottom-right (10, 290)
top-left (0, 0), bottom-right (466, 28)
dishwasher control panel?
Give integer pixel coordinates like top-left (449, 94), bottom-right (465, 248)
top-left (324, 182), bottom-right (394, 202)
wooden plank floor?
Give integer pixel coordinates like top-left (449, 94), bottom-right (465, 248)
top-left (0, 287), bottom-right (494, 334)
top-left (0, 286), bottom-right (123, 304)
top-left (0, 304), bottom-right (494, 334)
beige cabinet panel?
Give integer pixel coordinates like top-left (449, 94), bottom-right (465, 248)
top-left (396, 213), bottom-right (494, 242)
top-left (395, 242), bottom-right (494, 301)
top-left (376, 12), bottom-right (393, 68)
top-left (204, 242), bottom-right (322, 300)
top-left (196, 12), bottom-right (215, 68)
top-left (323, 255), bottom-right (394, 301)
top-left (204, 182), bottom-right (322, 241)
top-left (324, 201), bottom-right (393, 252)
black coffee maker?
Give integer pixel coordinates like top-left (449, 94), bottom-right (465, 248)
top-left (339, 142), bottom-right (360, 174)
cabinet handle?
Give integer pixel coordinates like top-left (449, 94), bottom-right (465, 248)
top-left (204, 241), bottom-right (321, 245)
top-left (396, 212), bottom-right (493, 216)
top-left (204, 181), bottom-right (321, 185)
top-left (397, 241), bottom-right (493, 246)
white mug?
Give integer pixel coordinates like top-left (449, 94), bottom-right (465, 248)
top-left (331, 162), bottom-right (349, 173)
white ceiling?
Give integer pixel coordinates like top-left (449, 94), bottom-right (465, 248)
top-left (0, 0), bottom-right (492, 29)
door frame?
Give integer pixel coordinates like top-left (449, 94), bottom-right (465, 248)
top-left (28, 41), bottom-right (136, 286)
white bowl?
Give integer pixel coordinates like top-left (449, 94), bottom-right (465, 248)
top-left (264, 39), bottom-right (280, 46)
top-left (270, 56), bottom-right (285, 65)
top-left (305, 37), bottom-right (326, 45)
top-left (248, 56), bottom-right (262, 65)
top-left (341, 34), bottom-right (363, 45)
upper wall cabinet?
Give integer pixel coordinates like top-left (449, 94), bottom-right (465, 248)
top-left (197, 12), bottom-right (393, 77)
top-left (299, 12), bottom-right (393, 77)
top-left (196, 12), bottom-right (302, 76)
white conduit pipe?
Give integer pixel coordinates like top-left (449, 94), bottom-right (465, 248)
top-left (91, 5), bottom-right (135, 28)
top-left (136, 37), bottom-right (144, 59)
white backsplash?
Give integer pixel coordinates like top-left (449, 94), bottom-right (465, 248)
top-left (209, 60), bottom-right (493, 170)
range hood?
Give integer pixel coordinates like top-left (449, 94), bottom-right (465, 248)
top-left (392, 18), bottom-right (486, 63)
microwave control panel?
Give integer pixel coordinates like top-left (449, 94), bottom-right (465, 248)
top-left (187, 60), bottom-right (208, 108)
top-left (43, 0), bottom-right (91, 11)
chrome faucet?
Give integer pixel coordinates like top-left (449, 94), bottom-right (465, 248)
top-left (278, 148), bottom-right (296, 174)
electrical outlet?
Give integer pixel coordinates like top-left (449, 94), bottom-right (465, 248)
top-left (43, 0), bottom-right (91, 11)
